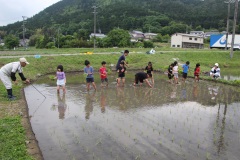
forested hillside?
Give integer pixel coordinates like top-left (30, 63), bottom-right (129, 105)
top-left (0, 0), bottom-right (237, 39)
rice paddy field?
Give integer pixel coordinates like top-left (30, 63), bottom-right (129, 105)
top-left (24, 73), bottom-right (240, 160)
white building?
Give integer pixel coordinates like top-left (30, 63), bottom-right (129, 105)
top-left (171, 33), bottom-right (204, 49)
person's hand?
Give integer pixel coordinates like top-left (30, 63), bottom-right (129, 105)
top-left (25, 79), bottom-right (30, 84)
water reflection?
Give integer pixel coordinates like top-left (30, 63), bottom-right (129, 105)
top-left (208, 85), bottom-right (219, 100)
top-left (116, 87), bottom-right (126, 110)
top-left (100, 89), bottom-right (106, 113)
top-left (57, 93), bottom-right (67, 119)
top-left (51, 93), bottom-right (67, 119)
top-left (84, 91), bottom-right (96, 120)
top-left (193, 83), bottom-right (199, 98)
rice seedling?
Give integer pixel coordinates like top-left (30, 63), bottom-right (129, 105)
top-left (172, 135), bottom-right (174, 142)
top-left (135, 155), bottom-right (140, 160)
top-left (206, 152), bottom-right (211, 160)
top-left (159, 141), bottom-right (162, 145)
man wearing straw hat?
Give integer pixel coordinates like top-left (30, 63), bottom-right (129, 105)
top-left (0, 57), bottom-right (30, 100)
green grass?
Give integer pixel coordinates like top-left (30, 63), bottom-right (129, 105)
top-left (0, 117), bottom-right (33, 160)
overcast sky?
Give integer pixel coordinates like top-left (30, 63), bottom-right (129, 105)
top-left (0, 0), bottom-right (61, 26)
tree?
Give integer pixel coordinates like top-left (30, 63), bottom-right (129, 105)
top-left (143, 40), bottom-right (154, 48)
top-left (107, 28), bottom-right (131, 47)
top-left (4, 34), bottom-right (19, 49)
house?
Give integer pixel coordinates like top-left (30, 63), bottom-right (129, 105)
top-left (190, 31), bottom-right (204, 36)
top-left (171, 33), bottom-right (204, 49)
top-left (144, 33), bottom-right (158, 40)
top-left (89, 33), bottom-right (106, 39)
top-left (19, 39), bottom-right (29, 47)
top-left (130, 30), bottom-right (145, 42)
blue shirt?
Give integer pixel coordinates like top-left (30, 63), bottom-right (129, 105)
top-left (84, 66), bottom-right (94, 78)
top-left (116, 55), bottom-right (125, 70)
top-left (182, 64), bottom-right (189, 73)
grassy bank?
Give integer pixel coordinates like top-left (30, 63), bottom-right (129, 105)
top-left (0, 48), bottom-right (240, 159)
top-left (0, 117), bottom-right (33, 160)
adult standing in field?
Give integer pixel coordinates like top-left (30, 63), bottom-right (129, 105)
top-left (0, 57), bottom-right (30, 100)
top-left (116, 50), bottom-right (129, 70)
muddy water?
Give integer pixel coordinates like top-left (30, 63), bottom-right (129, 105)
top-left (24, 72), bottom-right (240, 160)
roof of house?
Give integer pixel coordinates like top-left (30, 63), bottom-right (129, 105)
top-left (190, 31), bottom-right (204, 34)
top-left (131, 30), bottom-right (144, 34)
top-left (172, 33), bottom-right (204, 38)
top-left (144, 33), bottom-right (158, 36)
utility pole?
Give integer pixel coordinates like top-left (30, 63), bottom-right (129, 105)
top-left (22, 16), bottom-right (27, 49)
top-left (224, 0), bottom-right (234, 50)
top-left (230, 0), bottom-right (239, 58)
top-left (92, 6), bottom-right (97, 51)
top-left (57, 28), bottom-right (59, 49)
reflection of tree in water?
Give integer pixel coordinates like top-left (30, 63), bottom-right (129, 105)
top-left (85, 91), bottom-right (96, 120)
top-left (57, 93), bottom-right (67, 119)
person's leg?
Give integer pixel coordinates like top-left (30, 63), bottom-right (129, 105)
top-left (105, 78), bottom-right (108, 86)
top-left (151, 77), bottom-right (154, 84)
top-left (173, 73), bottom-right (177, 84)
top-left (168, 74), bottom-right (171, 83)
top-left (122, 77), bottom-right (125, 86)
top-left (140, 79), bottom-right (144, 86)
top-left (92, 82), bottom-right (97, 90)
top-left (0, 72), bottom-right (15, 99)
top-left (134, 75), bottom-right (138, 85)
top-left (182, 73), bottom-right (186, 82)
top-left (117, 77), bottom-right (121, 86)
top-left (101, 79), bottom-right (104, 87)
top-left (62, 85), bottom-right (66, 93)
top-left (176, 74), bottom-right (179, 84)
top-left (87, 83), bottom-right (90, 91)
top-left (91, 78), bottom-right (97, 90)
top-left (57, 85), bottom-right (60, 93)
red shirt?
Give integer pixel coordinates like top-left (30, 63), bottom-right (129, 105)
top-left (194, 67), bottom-right (200, 75)
top-left (99, 67), bottom-right (107, 79)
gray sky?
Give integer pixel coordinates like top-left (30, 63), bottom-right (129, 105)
top-left (0, 0), bottom-right (61, 26)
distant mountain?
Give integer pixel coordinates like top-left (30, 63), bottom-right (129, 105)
top-left (0, 0), bottom-right (235, 38)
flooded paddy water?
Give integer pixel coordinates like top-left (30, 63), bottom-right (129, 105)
top-left (24, 72), bottom-right (240, 160)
